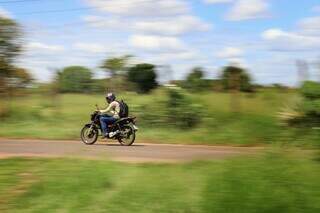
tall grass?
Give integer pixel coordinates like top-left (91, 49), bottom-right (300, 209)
top-left (1, 89), bottom-right (318, 146)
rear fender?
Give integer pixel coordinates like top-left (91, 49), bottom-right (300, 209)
top-left (124, 117), bottom-right (137, 124)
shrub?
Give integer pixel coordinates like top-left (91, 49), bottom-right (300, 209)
top-left (283, 81), bottom-right (320, 127)
top-left (166, 89), bottom-right (202, 129)
top-left (301, 99), bottom-right (320, 116)
top-left (300, 81), bottom-right (320, 100)
top-left (131, 89), bottom-right (203, 129)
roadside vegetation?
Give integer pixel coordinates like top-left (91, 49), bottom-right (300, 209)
top-left (0, 151), bottom-right (319, 212)
top-left (2, 87), bottom-right (318, 146)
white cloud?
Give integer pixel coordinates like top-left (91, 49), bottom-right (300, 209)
top-left (86, 0), bottom-right (189, 17)
top-left (226, 57), bottom-right (247, 68)
top-left (73, 42), bottom-right (129, 55)
top-left (298, 16), bottom-right (320, 35)
top-left (215, 47), bottom-right (246, 68)
top-left (216, 47), bottom-right (244, 58)
top-left (84, 15), bottom-right (211, 36)
top-left (262, 28), bottom-right (320, 51)
top-left (83, 16), bottom-right (125, 29)
top-left (133, 15), bottom-right (211, 36)
top-left (0, 7), bottom-right (12, 18)
top-left (156, 51), bottom-right (197, 62)
top-left (204, 0), bottom-right (234, 4)
top-left (26, 42), bottom-right (65, 52)
top-left (129, 35), bottom-right (187, 52)
top-left (227, 0), bottom-right (270, 21)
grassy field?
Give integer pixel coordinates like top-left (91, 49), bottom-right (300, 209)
top-left (0, 88), bottom-right (319, 146)
top-left (0, 151), bottom-right (319, 212)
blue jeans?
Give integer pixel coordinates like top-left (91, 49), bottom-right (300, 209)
top-left (99, 115), bottom-right (117, 135)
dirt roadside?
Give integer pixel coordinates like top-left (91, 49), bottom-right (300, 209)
top-left (0, 138), bottom-right (263, 163)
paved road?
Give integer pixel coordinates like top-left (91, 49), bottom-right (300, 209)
top-left (0, 139), bottom-right (262, 163)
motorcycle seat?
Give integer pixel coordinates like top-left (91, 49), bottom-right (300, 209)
top-left (114, 117), bottom-right (136, 124)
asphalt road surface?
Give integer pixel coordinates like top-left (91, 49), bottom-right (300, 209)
top-left (0, 139), bottom-right (261, 163)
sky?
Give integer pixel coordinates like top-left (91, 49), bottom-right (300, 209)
top-left (0, 0), bottom-right (320, 85)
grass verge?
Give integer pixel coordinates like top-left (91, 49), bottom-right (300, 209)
top-left (0, 151), bottom-right (319, 212)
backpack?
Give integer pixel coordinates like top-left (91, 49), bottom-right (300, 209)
top-left (117, 100), bottom-right (129, 118)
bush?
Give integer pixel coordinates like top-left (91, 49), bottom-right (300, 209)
top-left (131, 103), bottom-right (167, 127)
top-left (131, 89), bottom-right (202, 129)
top-left (301, 81), bottom-right (320, 119)
top-left (166, 89), bottom-right (202, 129)
top-left (301, 99), bottom-right (320, 116)
top-left (301, 81), bottom-right (320, 99)
top-left (283, 81), bottom-right (320, 127)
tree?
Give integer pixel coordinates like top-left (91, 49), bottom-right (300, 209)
top-left (220, 66), bottom-right (253, 113)
top-left (0, 17), bottom-right (21, 94)
top-left (101, 55), bottom-right (132, 92)
top-left (127, 63), bottom-right (158, 93)
top-left (221, 66), bottom-right (253, 92)
top-left (184, 67), bottom-right (210, 92)
top-left (58, 66), bottom-right (93, 93)
top-left (0, 17), bottom-right (22, 116)
top-left (9, 67), bottom-right (33, 88)
top-left (13, 68), bottom-right (32, 83)
top-left (101, 55), bottom-right (131, 77)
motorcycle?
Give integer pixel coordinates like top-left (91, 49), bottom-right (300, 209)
top-left (80, 107), bottom-right (138, 146)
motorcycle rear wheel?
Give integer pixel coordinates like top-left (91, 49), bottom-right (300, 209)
top-left (81, 125), bottom-right (98, 145)
top-left (118, 125), bottom-right (136, 146)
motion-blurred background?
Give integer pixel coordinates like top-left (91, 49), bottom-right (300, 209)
top-left (1, 0), bottom-right (320, 145)
top-left (0, 1), bottom-right (320, 212)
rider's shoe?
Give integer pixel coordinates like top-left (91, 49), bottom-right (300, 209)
top-left (108, 130), bottom-right (119, 138)
top-left (101, 133), bottom-right (108, 139)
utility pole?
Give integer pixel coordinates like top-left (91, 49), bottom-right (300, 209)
top-left (296, 60), bottom-right (309, 86)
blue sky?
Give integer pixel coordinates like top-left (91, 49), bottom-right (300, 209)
top-left (1, 0), bottom-right (320, 85)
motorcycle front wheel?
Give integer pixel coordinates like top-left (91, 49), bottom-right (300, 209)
top-left (81, 125), bottom-right (98, 145)
top-left (118, 124), bottom-right (136, 146)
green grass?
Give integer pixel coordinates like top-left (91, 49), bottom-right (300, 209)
top-left (0, 151), bottom-right (319, 212)
top-left (1, 89), bottom-right (319, 146)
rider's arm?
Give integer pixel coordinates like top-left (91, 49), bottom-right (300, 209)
top-left (99, 101), bottom-right (118, 114)
top-left (99, 104), bottom-right (112, 113)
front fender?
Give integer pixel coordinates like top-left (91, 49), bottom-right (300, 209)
top-left (84, 123), bottom-right (100, 130)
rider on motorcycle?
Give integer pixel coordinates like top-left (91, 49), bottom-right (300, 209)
top-left (98, 92), bottom-right (120, 138)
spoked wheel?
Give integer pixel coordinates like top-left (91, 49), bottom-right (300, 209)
top-left (81, 125), bottom-right (98, 145)
top-left (118, 125), bottom-right (136, 146)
